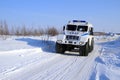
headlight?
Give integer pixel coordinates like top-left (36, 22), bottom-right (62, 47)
top-left (79, 42), bottom-right (84, 45)
top-left (57, 40), bottom-right (62, 43)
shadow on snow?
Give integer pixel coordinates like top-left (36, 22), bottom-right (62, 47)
top-left (16, 38), bottom-right (81, 56)
top-left (16, 38), bottom-right (56, 53)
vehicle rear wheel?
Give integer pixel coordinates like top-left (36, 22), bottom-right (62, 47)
top-left (91, 39), bottom-right (94, 51)
top-left (89, 39), bottom-right (94, 52)
top-left (79, 42), bottom-right (89, 56)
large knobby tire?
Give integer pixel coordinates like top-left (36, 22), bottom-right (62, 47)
top-left (79, 42), bottom-right (89, 56)
top-left (89, 39), bottom-right (94, 52)
top-left (55, 43), bottom-right (65, 53)
top-left (91, 39), bottom-right (94, 51)
top-left (79, 46), bottom-right (84, 56)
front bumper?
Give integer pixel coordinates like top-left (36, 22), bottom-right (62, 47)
top-left (56, 40), bottom-right (85, 46)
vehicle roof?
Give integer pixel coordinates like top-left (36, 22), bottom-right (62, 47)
top-left (67, 20), bottom-right (93, 27)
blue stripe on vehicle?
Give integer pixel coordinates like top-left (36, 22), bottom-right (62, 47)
top-left (81, 33), bottom-right (89, 36)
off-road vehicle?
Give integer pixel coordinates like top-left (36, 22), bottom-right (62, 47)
top-left (56, 20), bottom-right (94, 56)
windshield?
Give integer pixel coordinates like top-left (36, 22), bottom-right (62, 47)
top-left (66, 25), bottom-right (88, 32)
top-left (77, 26), bottom-right (88, 32)
top-left (67, 25), bottom-right (77, 31)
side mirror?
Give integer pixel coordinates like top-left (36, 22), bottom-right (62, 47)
top-left (63, 26), bottom-right (65, 31)
top-left (90, 28), bottom-right (93, 35)
top-left (90, 32), bottom-right (93, 35)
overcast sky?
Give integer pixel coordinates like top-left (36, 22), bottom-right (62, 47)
top-left (0, 0), bottom-right (120, 32)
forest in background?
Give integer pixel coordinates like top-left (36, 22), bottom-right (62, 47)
top-left (0, 20), bottom-right (59, 36)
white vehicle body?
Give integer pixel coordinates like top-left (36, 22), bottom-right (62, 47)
top-left (56, 20), bottom-right (94, 56)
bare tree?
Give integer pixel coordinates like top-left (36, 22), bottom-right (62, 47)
top-left (0, 20), bottom-right (60, 36)
top-left (10, 25), bottom-right (15, 35)
top-left (21, 25), bottom-right (28, 36)
top-left (15, 27), bottom-right (21, 36)
top-left (3, 21), bottom-right (9, 35)
top-left (0, 21), bottom-right (3, 35)
top-left (46, 27), bottom-right (59, 36)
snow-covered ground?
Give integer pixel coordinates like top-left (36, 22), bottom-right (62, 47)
top-left (0, 35), bottom-right (120, 80)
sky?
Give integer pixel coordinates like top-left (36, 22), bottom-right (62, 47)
top-left (0, 0), bottom-right (120, 32)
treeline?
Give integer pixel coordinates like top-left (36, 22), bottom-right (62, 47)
top-left (0, 20), bottom-right (59, 36)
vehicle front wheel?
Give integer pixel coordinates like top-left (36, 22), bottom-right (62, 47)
top-left (55, 43), bottom-right (65, 53)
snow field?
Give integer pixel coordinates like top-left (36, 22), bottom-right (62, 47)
top-left (0, 35), bottom-right (120, 80)
top-left (90, 37), bottom-right (120, 80)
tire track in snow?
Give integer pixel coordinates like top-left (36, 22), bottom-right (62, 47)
top-left (0, 48), bottom-right (46, 76)
top-left (75, 45), bottom-right (101, 80)
top-left (0, 49), bottom-right (61, 80)
top-left (1, 53), bottom-right (75, 80)
top-left (29, 44), bottom-right (100, 80)
top-left (61, 44), bottom-right (100, 80)
top-left (53, 57), bottom-right (83, 80)
top-left (38, 57), bottom-right (78, 80)
top-left (0, 44), bottom-right (101, 80)
top-left (28, 56), bottom-right (83, 80)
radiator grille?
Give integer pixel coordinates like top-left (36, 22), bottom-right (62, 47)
top-left (66, 35), bottom-right (79, 40)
